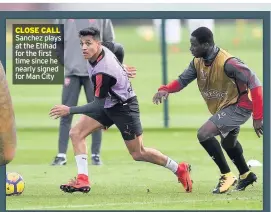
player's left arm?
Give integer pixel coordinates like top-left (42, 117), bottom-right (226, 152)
top-left (224, 58), bottom-right (263, 137)
top-left (0, 61), bottom-right (17, 165)
top-left (153, 60), bottom-right (197, 104)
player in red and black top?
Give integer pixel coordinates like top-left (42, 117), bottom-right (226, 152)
top-left (153, 27), bottom-right (263, 194)
top-left (50, 27), bottom-right (193, 194)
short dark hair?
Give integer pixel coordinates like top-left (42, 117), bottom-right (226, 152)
top-left (191, 27), bottom-right (214, 45)
top-left (79, 27), bottom-right (101, 40)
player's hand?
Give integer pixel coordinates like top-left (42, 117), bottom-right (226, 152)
top-left (153, 90), bottom-right (169, 104)
top-left (124, 64), bottom-right (136, 78)
top-left (49, 105), bottom-right (70, 119)
top-left (253, 119), bottom-right (263, 138)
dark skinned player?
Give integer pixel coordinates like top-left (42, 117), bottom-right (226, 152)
top-left (153, 27), bottom-right (263, 194)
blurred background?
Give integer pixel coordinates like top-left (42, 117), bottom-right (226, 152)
top-left (6, 18), bottom-right (263, 129)
top-left (3, 3), bottom-right (264, 210)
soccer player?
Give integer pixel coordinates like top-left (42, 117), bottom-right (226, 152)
top-left (153, 27), bottom-right (263, 194)
top-left (52, 19), bottom-right (115, 166)
top-left (49, 27), bottom-right (193, 193)
top-left (0, 61), bottom-right (17, 165)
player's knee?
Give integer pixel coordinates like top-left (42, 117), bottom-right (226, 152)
top-left (130, 151), bottom-right (144, 161)
top-left (69, 128), bottom-right (81, 142)
top-left (130, 146), bottom-right (145, 161)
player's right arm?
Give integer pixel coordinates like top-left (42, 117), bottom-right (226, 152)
top-left (153, 60), bottom-right (197, 104)
top-left (49, 74), bottom-right (116, 118)
top-left (0, 61), bottom-right (17, 165)
top-left (69, 74), bottom-right (116, 114)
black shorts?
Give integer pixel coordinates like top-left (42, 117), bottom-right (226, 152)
top-left (84, 96), bottom-right (143, 141)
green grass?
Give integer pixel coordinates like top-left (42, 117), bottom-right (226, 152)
top-left (6, 21), bottom-right (263, 210)
top-left (7, 129), bottom-right (263, 210)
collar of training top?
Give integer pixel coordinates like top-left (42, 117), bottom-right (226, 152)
top-left (202, 45), bottom-right (220, 66)
top-left (88, 49), bottom-right (105, 67)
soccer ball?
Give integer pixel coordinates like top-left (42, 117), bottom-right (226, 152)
top-left (6, 172), bottom-right (25, 196)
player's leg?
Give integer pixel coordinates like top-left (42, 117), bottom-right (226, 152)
top-left (125, 134), bottom-right (192, 192)
top-left (82, 76), bottom-right (103, 165)
top-left (52, 76), bottom-right (81, 166)
top-left (219, 106), bottom-right (257, 191)
top-left (0, 61), bottom-right (16, 165)
top-left (198, 111), bottom-right (237, 194)
top-left (60, 110), bottom-right (113, 193)
top-left (106, 97), bottom-right (192, 192)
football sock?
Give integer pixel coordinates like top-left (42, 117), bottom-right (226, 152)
top-left (57, 153), bottom-right (66, 158)
top-left (240, 171), bottom-right (251, 180)
top-left (200, 137), bottom-right (231, 174)
top-left (75, 154), bottom-right (88, 176)
top-left (223, 141), bottom-right (249, 176)
top-left (165, 157), bottom-right (178, 173)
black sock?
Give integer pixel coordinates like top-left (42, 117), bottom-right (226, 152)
top-left (224, 141), bottom-right (249, 175)
top-left (200, 137), bottom-right (231, 174)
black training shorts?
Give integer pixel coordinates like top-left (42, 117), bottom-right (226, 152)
top-left (84, 96), bottom-right (143, 141)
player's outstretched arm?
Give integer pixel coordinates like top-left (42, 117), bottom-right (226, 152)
top-left (49, 98), bottom-right (105, 119)
top-left (153, 60), bottom-right (197, 104)
top-left (224, 58), bottom-right (263, 138)
top-left (0, 61), bottom-right (17, 165)
top-left (49, 73), bottom-right (115, 119)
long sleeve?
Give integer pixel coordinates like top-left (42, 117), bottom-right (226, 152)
top-left (158, 60), bottom-right (197, 93)
top-left (224, 58), bottom-right (263, 120)
top-left (69, 73), bottom-right (117, 114)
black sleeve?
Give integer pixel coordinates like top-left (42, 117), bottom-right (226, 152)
top-left (69, 97), bottom-right (105, 114)
top-left (177, 60), bottom-right (197, 89)
top-left (69, 73), bottom-right (116, 114)
top-left (91, 73), bottom-right (117, 98)
top-left (102, 41), bottom-right (124, 64)
top-left (224, 58), bottom-right (262, 90)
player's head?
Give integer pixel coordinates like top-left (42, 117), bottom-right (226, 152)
top-left (190, 27), bottom-right (214, 58)
top-left (79, 27), bottom-right (101, 60)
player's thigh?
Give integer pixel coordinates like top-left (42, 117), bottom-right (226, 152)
top-left (197, 119), bottom-right (221, 142)
top-left (209, 104), bottom-right (251, 138)
top-left (106, 97), bottom-right (143, 142)
top-left (83, 106), bottom-right (114, 131)
top-left (82, 76), bottom-right (94, 103)
top-left (71, 115), bottom-right (104, 139)
top-left (62, 76), bottom-right (81, 106)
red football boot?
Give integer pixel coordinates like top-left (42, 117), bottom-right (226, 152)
top-left (60, 174), bottom-right (91, 193)
top-left (176, 162), bottom-right (193, 192)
